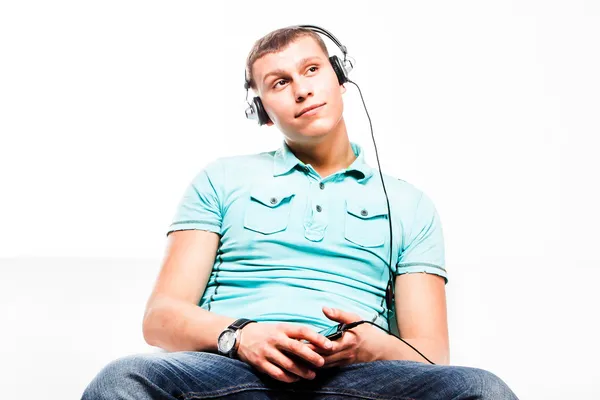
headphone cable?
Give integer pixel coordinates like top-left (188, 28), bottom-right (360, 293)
top-left (346, 79), bottom-right (395, 316)
top-left (345, 79), bottom-right (435, 366)
top-left (342, 320), bottom-right (436, 365)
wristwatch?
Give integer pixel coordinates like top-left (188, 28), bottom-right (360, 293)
top-left (217, 318), bottom-right (256, 358)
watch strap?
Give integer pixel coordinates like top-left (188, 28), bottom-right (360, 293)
top-left (228, 318), bottom-right (256, 330)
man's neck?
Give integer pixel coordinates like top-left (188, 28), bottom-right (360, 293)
top-left (286, 120), bottom-right (356, 178)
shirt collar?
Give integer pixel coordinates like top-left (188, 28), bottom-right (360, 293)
top-left (273, 140), bottom-right (374, 182)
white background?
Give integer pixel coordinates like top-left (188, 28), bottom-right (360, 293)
top-left (1, 0), bottom-right (599, 398)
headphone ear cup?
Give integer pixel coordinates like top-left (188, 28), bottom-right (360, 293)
top-left (253, 96), bottom-right (271, 126)
top-left (329, 55), bottom-right (348, 85)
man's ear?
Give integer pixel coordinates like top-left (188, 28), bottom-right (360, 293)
top-left (266, 119), bottom-right (274, 126)
top-left (340, 84), bottom-right (347, 95)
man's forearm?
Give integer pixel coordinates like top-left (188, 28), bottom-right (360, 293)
top-left (142, 294), bottom-right (236, 353)
top-left (377, 334), bottom-right (450, 365)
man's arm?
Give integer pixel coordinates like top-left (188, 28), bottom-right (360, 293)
top-left (379, 272), bottom-right (450, 365)
top-left (142, 229), bottom-right (236, 352)
top-left (142, 229), bottom-right (333, 383)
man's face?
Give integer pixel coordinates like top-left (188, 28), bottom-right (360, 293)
top-left (253, 35), bottom-right (347, 142)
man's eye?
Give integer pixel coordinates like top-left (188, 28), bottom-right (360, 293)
top-left (273, 67), bottom-right (318, 89)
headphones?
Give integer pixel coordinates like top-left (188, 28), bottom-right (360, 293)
top-left (241, 25), bottom-right (435, 364)
top-left (244, 24), bottom-right (355, 126)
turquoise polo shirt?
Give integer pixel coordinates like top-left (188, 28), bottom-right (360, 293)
top-left (167, 141), bottom-right (447, 332)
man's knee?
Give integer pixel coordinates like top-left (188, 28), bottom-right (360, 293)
top-left (453, 367), bottom-right (518, 400)
top-left (81, 353), bottom-right (168, 399)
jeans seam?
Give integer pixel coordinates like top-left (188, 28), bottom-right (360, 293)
top-left (183, 384), bottom-right (416, 400)
top-left (183, 383), bottom-right (267, 399)
top-left (290, 387), bottom-right (416, 400)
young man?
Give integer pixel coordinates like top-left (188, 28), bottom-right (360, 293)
top-left (81, 26), bottom-right (519, 399)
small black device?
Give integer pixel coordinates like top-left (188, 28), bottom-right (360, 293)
top-left (318, 323), bottom-right (345, 340)
top-left (300, 324), bottom-right (345, 344)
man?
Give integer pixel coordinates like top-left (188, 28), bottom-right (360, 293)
top-left (82, 25), bottom-right (519, 399)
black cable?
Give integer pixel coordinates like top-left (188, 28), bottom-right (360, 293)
top-left (346, 79), bottom-right (395, 313)
top-left (342, 320), bottom-right (436, 365)
top-left (345, 80), bottom-right (434, 367)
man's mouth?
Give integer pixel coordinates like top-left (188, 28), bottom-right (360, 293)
top-left (296, 103), bottom-right (325, 118)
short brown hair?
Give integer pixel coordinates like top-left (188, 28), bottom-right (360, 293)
top-left (245, 26), bottom-right (329, 91)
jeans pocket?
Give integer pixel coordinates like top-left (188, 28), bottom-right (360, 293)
top-left (243, 186), bottom-right (295, 235)
top-left (344, 199), bottom-right (388, 247)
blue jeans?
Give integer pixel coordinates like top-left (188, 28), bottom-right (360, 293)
top-left (81, 351), bottom-right (519, 399)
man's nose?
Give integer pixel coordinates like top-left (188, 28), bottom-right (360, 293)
top-left (294, 77), bottom-right (314, 102)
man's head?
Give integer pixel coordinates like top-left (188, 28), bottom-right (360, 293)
top-left (245, 26), bottom-right (348, 144)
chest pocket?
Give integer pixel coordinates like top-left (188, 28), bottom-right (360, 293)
top-left (344, 199), bottom-right (389, 247)
top-left (243, 186), bottom-right (296, 235)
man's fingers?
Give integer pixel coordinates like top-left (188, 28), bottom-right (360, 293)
top-left (279, 337), bottom-right (325, 368)
top-left (283, 325), bottom-right (333, 350)
top-left (321, 360), bottom-right (344, 369)
top-left (322, 350), bottom-right (353, 369)
top-left (305, 343), bottom-right (320, 353)
top-left (306, 341), bottom-right (337, 355)
top-left (260, 361), bottom-right (301, 383)
top-left (265, 349), bottom-right (316, 380)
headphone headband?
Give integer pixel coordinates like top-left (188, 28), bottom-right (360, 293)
top-left (296, 24), bottom-right (348, 57)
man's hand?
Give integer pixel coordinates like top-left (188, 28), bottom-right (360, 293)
top-left (307, 307), bottom-right (390, 368)
top-left (236, 322), bottom-right (333, 383)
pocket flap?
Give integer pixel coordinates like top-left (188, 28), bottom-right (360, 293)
top-left (250, 186), bottom-right (295, 208)
top-left (346, 199), bottom-right (389, 219)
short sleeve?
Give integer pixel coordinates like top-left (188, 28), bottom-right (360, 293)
top-left (166, 165), bottom-right (223, 237)
top-left (396, 191), bottom-right (448, 284)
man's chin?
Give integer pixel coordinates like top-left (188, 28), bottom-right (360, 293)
top-left (291, 119), bottom-right (333, 135)
top-left (285, 130), bottom-right (332, 146)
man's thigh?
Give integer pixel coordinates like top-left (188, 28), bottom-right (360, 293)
top-left (286, 359), bottom-right (519, 400)
top-left (81, 351), bottom-right (518, 400)
top-left (81, 350), bottom-right (282, 399)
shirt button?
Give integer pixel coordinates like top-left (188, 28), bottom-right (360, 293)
top-left (319, 182), bottom-right (325, 190)
top-left (316, 205), bottom-right (322, 212)
top-left (360, 209), bottom-right (368, 217)
top-left (270, 197), bottom-right (278, 205)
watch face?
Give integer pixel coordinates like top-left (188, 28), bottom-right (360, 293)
top-left (218, 330), bottom-right (236, 353)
